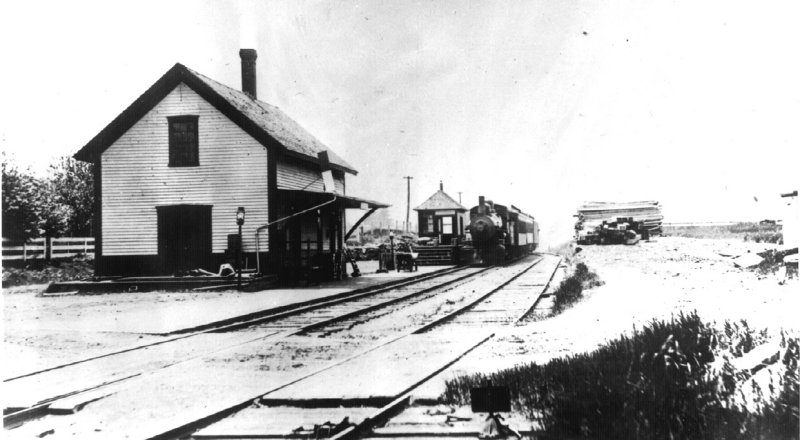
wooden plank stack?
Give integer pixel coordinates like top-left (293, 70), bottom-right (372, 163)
top-left (575, 201), bottom-right (664, 239)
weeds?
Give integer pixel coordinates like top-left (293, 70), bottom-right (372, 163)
top-left (2, 257), bottom-right (93, 287)
top-left (745, 231), bottom-right (783, 244)
top-left (551, 262), bottom-right (602, 313)
top-left (729, 222), bottom-right (781, 234)
top-left (721, 320), bottom-right (769, 356)
top-left (442, 312), bottom-right (799, 440)
top-left (665, 222), bottom-right (783, 244)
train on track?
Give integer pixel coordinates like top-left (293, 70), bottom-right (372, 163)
top-left (467, 196), bottom-right (540, 264)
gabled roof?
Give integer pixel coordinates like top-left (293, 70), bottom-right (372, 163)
top-left (414, 190), bottom-right (467, 211)
top-left (74, 63), bottom-right (357, 174)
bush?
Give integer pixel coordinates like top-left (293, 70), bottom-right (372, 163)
top-left (552, 262), bottom-right (602, 313)
top-left (442, 312), bottom-right (799, 440)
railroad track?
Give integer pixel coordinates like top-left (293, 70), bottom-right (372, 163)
top-left (4, 255), bottom-right (561, 439)
top-left (192, 254), bottom-right (562, 440)
top-left (3, 265), bottom-right (488, 429)
top-left (5, 265), bottom-right (470, 383)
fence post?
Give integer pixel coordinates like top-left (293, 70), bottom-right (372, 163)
top-left (84, 238), bottom-right (88, 255)
top-left (23, 242), bottom-right (27, 262)
top-left (47, 236), bottom-right (53, 261)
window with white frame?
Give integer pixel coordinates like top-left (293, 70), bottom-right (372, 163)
top-left (442, 216), bottom-right (453, 234)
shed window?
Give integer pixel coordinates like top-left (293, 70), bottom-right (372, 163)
top-left (425, 215), bottom-right (434, 233)
top-left (168, 116), bottom-right (199, 167)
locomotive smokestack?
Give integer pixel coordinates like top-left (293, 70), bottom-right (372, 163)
top-left (478, 196), bottom-right (485, 214)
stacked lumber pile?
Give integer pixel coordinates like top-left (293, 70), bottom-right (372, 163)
top-left (575, 201), bottom-right (663, 244)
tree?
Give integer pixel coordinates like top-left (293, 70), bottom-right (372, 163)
top-left (2, 154), bottom-right (44, 241)
top-left (47, 156), bottom-right (94, 236)
top-left (1, 154), bottom-right (94, 241)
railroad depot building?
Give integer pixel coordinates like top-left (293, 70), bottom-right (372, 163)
top-left (414, 182), bottom-right (468, 245)
top-left (74, 49), bottom-right (387, 280)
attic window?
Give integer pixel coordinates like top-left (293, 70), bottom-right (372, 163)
top-left (168, 115), bottom-right (199, 167)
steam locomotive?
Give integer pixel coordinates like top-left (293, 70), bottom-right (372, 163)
top-left (467, 196), bottom-right (540, 264)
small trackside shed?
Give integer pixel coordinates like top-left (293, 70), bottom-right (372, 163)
top-left (413, 182), bottom-right (468, 245)
top-left (74, 49), bottom-right (388, 280)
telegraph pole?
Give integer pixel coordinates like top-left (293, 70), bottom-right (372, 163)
top-left (403, 176), bottom-right (413, 232)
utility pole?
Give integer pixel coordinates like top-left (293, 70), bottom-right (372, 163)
top-left (403, 176), bottom-right (413, 232)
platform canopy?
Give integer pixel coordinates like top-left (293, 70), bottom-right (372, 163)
top-left (278, 189), bottom-right (389, 210)
top-left (278, 189), bottom-right (389, 242)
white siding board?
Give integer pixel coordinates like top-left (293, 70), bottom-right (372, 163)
top-left (101, 83), bottom-right (269, 256)
top-left (277, 160), bottom-right (345, 194)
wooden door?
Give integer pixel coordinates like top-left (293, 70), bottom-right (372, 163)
top-left (157, 205), bottom-right (212, 274)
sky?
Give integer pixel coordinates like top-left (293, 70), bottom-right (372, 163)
top-left (1, 0), bottom-right (798, 245)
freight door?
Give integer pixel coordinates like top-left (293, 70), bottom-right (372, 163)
top-left (157, 205), bottom-right (212, 275)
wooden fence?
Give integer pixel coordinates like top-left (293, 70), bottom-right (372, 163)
top-left (2, 237), bottom-right (94, 261)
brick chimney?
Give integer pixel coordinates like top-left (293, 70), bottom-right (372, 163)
top-left (439, 180), bottom-right (443, 191)
top-left (239, 49), bottom-right (258, 99)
